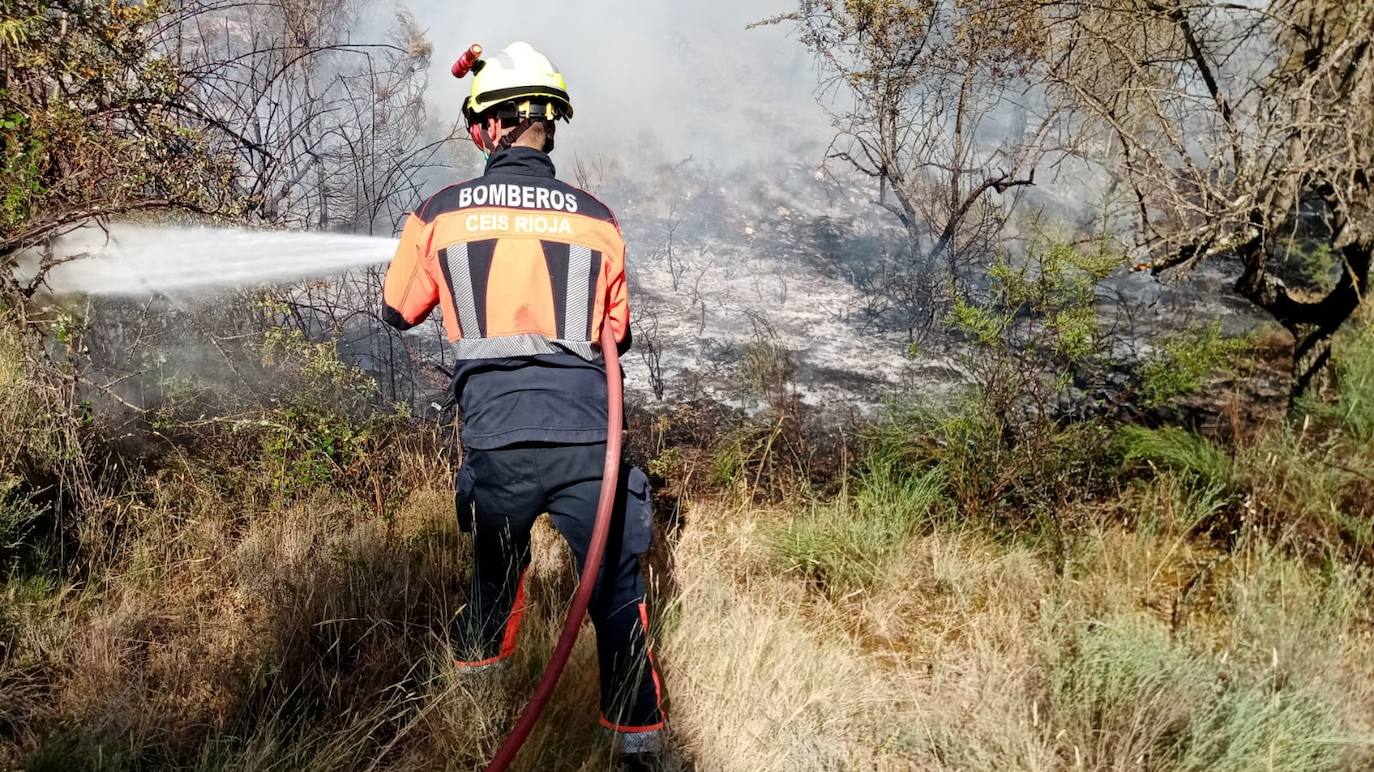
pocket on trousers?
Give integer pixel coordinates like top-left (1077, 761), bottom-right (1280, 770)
top-left (624, 466), bottom-right (653, 556)
top-left (455, 461), bottom-right (477, 533)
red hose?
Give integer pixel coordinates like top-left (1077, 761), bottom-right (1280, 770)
top-left (483, 318), bottom-right (623, 771)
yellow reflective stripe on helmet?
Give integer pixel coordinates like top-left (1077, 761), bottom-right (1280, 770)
top-left (467, 90), bottom-right (572, 120)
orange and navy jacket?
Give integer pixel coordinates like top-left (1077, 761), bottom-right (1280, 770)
top-left (382, 147), bottom-right (631, 448)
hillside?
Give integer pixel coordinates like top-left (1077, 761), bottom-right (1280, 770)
top-left (4, 0), bottom-right (1374, 769)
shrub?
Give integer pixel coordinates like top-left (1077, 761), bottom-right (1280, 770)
top-left (253, 326), bottom-right (394, 500)
top-left (1175, 683), bottom-right (1345, 772)
top-left (949, 238), bottom-right (1122, 418)
top-left (933, 238), bottom-right (1124, 529)
top-left (876, 397), bottom-right (1113, 533)
top-left (1136, 321), bottom-right (1252, 408)
top-left (737, 314), bottom-right (796, 410)
top-left (705, 406), bottom-right (839, 502)
top-left (1237, 426), bottom-right (1374, 554)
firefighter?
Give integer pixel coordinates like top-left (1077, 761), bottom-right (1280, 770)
top-left (380, 42), bottom-right (665, 762)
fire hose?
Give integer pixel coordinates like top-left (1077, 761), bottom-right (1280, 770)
top-left (482, 318), bottom-right (624, 772)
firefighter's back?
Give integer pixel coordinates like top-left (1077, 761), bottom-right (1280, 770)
top-left (386, 145), bottom-right (630, 449)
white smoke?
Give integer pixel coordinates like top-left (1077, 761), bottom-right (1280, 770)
top-left (396, 0), bottom-right (831, 167)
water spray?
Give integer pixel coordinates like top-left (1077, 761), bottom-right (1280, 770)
top-left (39, 225), bottom-right (397, 296)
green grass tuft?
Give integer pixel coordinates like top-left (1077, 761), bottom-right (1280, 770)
top-left (1050, 617), bottom-right (1353, 771)
top-left (1119, 425), bottom-right (1233, 491)
top-left (773, 463), bottom-right (945, 592)
top-left (1330, 320), bottom-right (1374, 441)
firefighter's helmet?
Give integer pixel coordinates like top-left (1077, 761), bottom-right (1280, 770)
top-left (463, 41), bottom-right (573, 124)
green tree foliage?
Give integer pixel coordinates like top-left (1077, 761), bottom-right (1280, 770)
top-left (1, 0), bottom-right (237, 296)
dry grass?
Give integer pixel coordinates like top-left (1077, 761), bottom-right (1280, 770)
top-left (657, 498), bottom-right (1374, 771)
top-left (2, 475), bottom-right (1373, 772)
top-left (5, 441), bottom-right (1374, 771)
top-left (2, 417), bottom-right (1374, 763)
top-left (6, 321), bottom-right (1374, 770)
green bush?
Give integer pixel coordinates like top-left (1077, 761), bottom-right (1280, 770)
top-left (1175, 684), bottom-right (1345, 772)
top-left (258, 407), bottom-right (377, 497)
top-left (949, 239), bottom-right (1122, 416)
top-left (1136, 321), bottom-right (1251, 408)
top-left (253, 326), bottom-right (387, 499)
top-left (936, 238), bottom-right (1124, 527)
top-left (1275, 237), bottom-right (1338, 292)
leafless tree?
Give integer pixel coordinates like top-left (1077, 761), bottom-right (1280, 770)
top-left (632, 306), bottom-right (668, 401)
top-left (574, 154), bottom-right (609, 194)
top-left (759, 1), bottom-right (1073, 338)
top-left (90, 0), bottom-right (464, 407)
top-left (1034, 0), bottom-right (1373, 395)
top-left (165, 0), bottom-right (457, 234)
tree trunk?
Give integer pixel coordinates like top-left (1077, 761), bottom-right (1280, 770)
top-left (1292, 322), bottom-right (1336, 399)
top-left (1236, 239), bottom-right (1371, 402)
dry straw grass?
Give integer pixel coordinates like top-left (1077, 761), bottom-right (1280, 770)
top-left (4, 458), bottom-right (1374, 770)
top-left (6, 319), bottom-right (1374, 770)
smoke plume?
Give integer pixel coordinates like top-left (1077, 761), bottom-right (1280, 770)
top-left (396, 0), bottom-right (831, 167)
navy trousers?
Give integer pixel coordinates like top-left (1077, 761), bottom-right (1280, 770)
top-left (453, 442), bottom-right (664, 732)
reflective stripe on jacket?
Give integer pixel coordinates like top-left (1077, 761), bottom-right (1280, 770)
top-left (381, 148), bottom-right (629, 358)
top-left (381, 147), bottom-right (631, 449)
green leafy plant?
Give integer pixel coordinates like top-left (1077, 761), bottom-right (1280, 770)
top-left (1137, 321), bottom-right (1251, 408)
top-left (255, 327), bottom-right (381, 498)
top-left (1276, 237), bottom-right (1337, 292)
top-left (947, 238), bottom-right (1123, 434)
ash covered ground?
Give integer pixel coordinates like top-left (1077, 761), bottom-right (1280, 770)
top-left (591, 157), bottom-right (1270, 413)
top-left (62, 158), bottom-right (1274, 421)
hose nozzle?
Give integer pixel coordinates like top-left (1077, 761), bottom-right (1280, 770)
top-left (451, 44), bottom-right (484, 78)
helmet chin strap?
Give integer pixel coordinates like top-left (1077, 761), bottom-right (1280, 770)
top-left (469, 115), bottom-right (556, 157)
top-left (497, 118), bottom-right (538, 151)
top-left (469, 124), bottom-right (491, 158)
